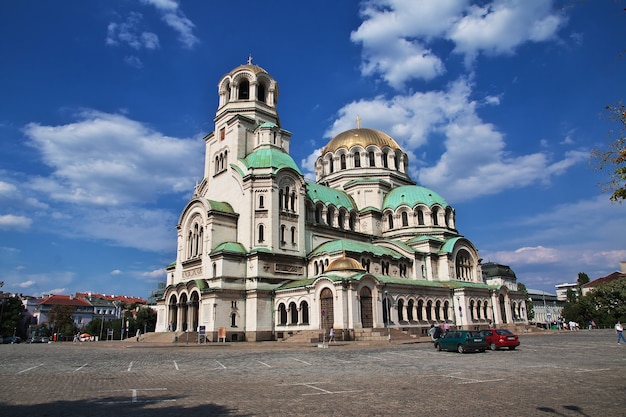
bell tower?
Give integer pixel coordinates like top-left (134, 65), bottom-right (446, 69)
top-left (201, 58), bottom-right (291, 201)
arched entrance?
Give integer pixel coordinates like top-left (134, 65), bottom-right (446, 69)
top-left (168, 295), bottom-right (178, 331)
top-left (360, 287), bottom-right (373, 328)
top-left (180, 293), bottom-right (189, 331)
top-left (190, 292), bottom-right (200, 331)
top-left (320, 288), bottom-right (334, 333)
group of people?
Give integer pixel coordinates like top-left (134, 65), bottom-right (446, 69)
top-left (427, 321), bottom-right (450, 341)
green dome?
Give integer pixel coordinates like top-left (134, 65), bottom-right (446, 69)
top-left (242, 148), bottom-right (302, 174)
top-left (383, 185), bottom-right (448, 210)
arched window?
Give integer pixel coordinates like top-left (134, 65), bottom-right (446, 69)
top-left (368, 151), bottom-right (375, 167)
top-left (278, 303), bottom-right (287, 325)
top-left (280, 225), bottom-right (286, 243)
top-left (212, 262), bottom-right (217, 278)
top-left (348, 214), bottom-right (355, 231)
top-left (238, 80), bottom-right (249, 99)
top-left (381, 151), bottom-right (388, 168)
top-left (257, 82), bottom-right (266, 102)
top-left (329, 157), bottom-right (334, 173)
top-left (417, 209), bottom-right (424, 225)
top-left (291, 226), bottom-right (296, 244)
top-left (326, 207), bottom-right (334, 227)
top-left (315, 207), bottom-right (321, 223)
top-left (354, 152), bottom-right (361, 167)
top-left (258, 224), bottom-right (264, 243)
top-left (401, 212), bottom-right (408, 227)
top-left (455, 249), bottom-right (473, 280)
top-left (397, 299), bottom-right (404, 321)
top-left (432, 207), bottom-right (439, 226)
top-left (289, 302), bottom-right (298, 324)
top-left (300, 301), bottom-right (309, 324)
top-left (388, 213), bottom-right (394, 229)
top-left (231, 312), bottom-right (237, 327)
top-left (338, 211), bottom-right (345, 230)
top-left (259, 195), bottom-right (264, 208)
top-left (279, 190), bottom-right (283, 210)
top-left (340, 154), bottom-right (346, 170)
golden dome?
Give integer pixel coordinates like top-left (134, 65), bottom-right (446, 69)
top-left (326, 256), bottom-right (366, 273)
top-left (322, 128), bottom-right (402, 154)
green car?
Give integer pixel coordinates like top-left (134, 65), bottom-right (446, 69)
top-left (433, 330), bottom-right (487, 353)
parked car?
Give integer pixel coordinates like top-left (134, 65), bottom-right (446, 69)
top-left (433, 330), bottom-right (487, 353)
top-left (2, 336), bottom-right (22, 344)
top-left (479, 328), bottom-right (520, 351)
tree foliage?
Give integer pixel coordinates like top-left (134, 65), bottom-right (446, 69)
top-left (48, 305), bottom-right (78, 338)
top-left (562, 278), bottom-right (626, 327)
top-left (0, 295), bottom-right (26, 337)
top-left (592, 101), bottom-right (626, 203)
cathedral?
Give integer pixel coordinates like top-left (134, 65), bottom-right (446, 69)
top-left (154, 61), bottom-right (529, 342)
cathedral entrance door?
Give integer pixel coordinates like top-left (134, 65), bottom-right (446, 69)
top-left (360, 287), bottom-right (373, 328)
top-left (320, 288), bottom-right (334, 334)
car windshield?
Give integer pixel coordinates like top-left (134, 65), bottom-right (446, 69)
top-left (496, 329), bottom-right (513, 335)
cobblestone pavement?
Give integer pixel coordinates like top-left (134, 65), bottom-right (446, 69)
top-left (1, 330), bottom-right (624, 417)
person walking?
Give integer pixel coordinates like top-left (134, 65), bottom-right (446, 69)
top-left (328, 327), bottom-right (335, 343)
top-left (616, 321), bottom-right (626, 345)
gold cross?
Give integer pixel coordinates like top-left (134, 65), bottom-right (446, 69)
top-left (356, 115), bottom-right (362, 129)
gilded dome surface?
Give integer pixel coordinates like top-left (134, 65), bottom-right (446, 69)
top-left (326, 256), bottom-right (366, 272)
top-left (229, 63), bottom-right (268, 76)
top-left (322, 128), bottom-right (402, 154)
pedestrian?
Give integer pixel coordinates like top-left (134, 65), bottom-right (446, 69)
top-left (443, 321), bottom-right (450, 334)
top-left (136, 329), bottom-right (141, 342)
top-left (616, 321), bottom-right (626, 345)
top-left (328, 327), bottom-right (335, 343)
top-left (432, 323), bottom-right (443, 341)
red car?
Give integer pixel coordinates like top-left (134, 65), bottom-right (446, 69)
top-left (479, 328), bottom-right (520, 351)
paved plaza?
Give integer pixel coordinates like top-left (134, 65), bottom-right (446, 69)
top-left (0, 329), bottom-right (624, 416)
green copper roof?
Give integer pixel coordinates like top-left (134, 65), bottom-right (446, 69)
top-left (306, 181), bottom-right (356, 210)
top-left (309, 239), bottom-right (403, 259)
top-left (383, 185), bottom-right (448, 210)
top-left (207, 200), bottom-right (235, 214)
top-left (211, 241), bottom-right (246, 255)
top-left (439, 237), bottom-right (463, 254)
top-left (241, 148), bottom-right (302, 174)
top-left (258, 122), bottom-right (278, 129)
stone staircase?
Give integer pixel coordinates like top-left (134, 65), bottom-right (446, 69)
top-left (139, 331), bottom-right (200, 343)
top-left (279, 330), bottom-right (322, 343)
top-left (280, 327), bottom-right (420, 343)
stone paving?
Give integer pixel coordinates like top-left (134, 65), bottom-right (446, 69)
top-left (0, 329), bottom-right (624, 416)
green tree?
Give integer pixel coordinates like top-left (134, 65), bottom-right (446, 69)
top-left (134, 306), bottom-right (157, 334)
top-left (577, 272), bottom-right (590, 297)
top-left (587, 278), bottom-right (626, 327)
top-left (0, 295), bottom-right (26, 337)
top-left (517, 283), bottom-right (534, 321)
top-left (48, 305), bottom-right (78, 339)
top-left (591, 101), bottom-right (626, 203)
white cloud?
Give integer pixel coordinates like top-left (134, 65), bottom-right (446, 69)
top-left (111, 270), bottom-right (123, 275)
top-left (17, 280), bottom-right (35, 288)
top-left (140, 268), bottom-right (166, 279)
top-left (141, 0), bottom-right (199, 49)
top-left (23, 110), bottom-right (203, 207)
top-left (106, 12), bottom-right (160, 51)
top-left (319, 77), bottom-right (587, 202)
top-left (0, 181), bottom-right (17, 195)
top-left (0, 214), bottom-right (32, 231)
top-left (351, 0), bottom-right (565, 87)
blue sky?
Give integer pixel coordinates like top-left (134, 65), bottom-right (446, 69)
top-left (1, 0), bottom-right (624, 299)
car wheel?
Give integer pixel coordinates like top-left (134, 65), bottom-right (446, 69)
top-left (509, 346), bottom-right (516, 350)
top-left (490, 342), bottom-right (497, 351)
top-left (479, 349), bottom-right (486, 353)
top-left (457, 344), bottom-right (465, 354)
